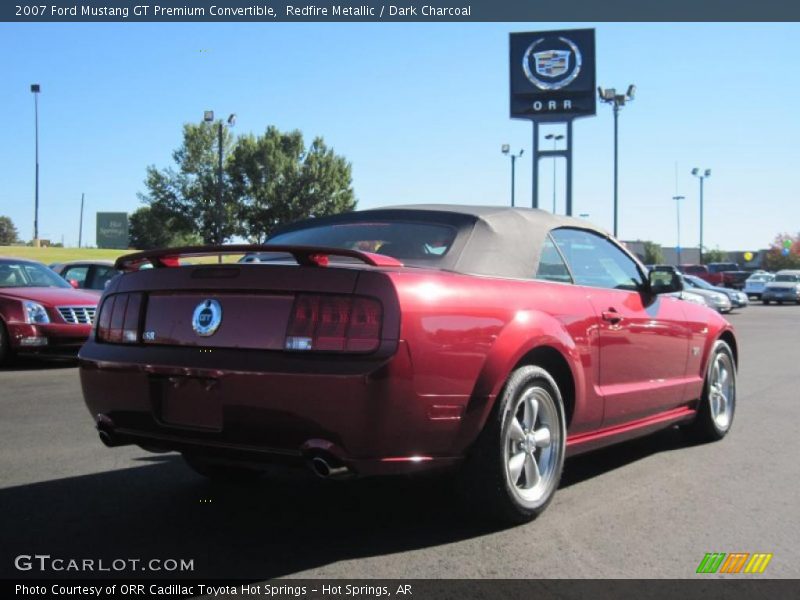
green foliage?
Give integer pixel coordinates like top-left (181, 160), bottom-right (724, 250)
top-left (702, 247), bottom-right (728, 263)
top-left (139, 121), bottom-right (237, 245)
top-left (642, 241), bottom-right (664, 265)
top-left (0, 216), bottom-right (20, 245)
top-left (228, 126), bottom-right (357, 242)
top-left (763, 233), bottom-right (800, 271)
top-left (128, 205), bottom-right (197, 250)
top-left (138, 122), bottom-right (356, 246)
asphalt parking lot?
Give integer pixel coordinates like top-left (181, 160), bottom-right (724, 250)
top-left (1, 303), bottom-right (798, 580)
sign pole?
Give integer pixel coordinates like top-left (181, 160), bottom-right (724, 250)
top-left (531, 121), bottom-right (539, 209)
top-left (566, 120), bottom-right (573, 216)
top-left (510, 29), bottom-right (596, 215)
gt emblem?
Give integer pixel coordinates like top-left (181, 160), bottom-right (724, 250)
top-left (192, 299), bottom-right (222, 337)
top-left (692, 347), bottom-right (701, 356)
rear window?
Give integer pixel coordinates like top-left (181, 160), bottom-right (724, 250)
top-left (775, 274), bottom-right (800, 282)
top-left (267, 221), bottom-right (457, 263)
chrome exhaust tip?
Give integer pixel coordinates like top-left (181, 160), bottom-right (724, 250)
top-left (310, 456), bottom-right (350, 479)
top-left (98, 429), bottom-right (115, 447)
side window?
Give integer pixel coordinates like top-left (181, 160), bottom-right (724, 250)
top-left (535, 235), bottom-right (572, 283)
top-left (63, 266), bottom-right (89, 286)
top-left (91, 266), bottom-right (117, 290)
top-left (550, 228), bottom-right (645, 291)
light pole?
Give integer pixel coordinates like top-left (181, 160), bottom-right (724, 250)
top-left (691, 168), bottom-right (711, 264)
top-left (30, 84), bottom-right (41, 245)
top-left (598, 84), bottom-right (636, 238)
top-left (204, 110), bottom-right (236, 246)
top-left (501, 144), bottom-right (524, 207)
top-left (673, 195), bottom-right (685, 266)
top-left (544, 133), bottom-right (564, 213)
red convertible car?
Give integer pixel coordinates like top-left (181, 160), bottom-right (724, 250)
top-left (1, 257), bottom-right (98, 363)
top-left (79, 206), bottom-right (737, 523)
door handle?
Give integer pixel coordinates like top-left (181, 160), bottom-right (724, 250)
top-left (601, 309), bottom-right (623, 324)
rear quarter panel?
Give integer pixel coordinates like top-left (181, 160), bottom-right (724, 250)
top-left (387, 271), bottom-right (603, 451)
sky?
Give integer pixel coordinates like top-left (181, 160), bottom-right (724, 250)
top-left (0, 22), bottom-right (798, 250)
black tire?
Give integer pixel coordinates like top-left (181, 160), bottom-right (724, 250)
top-left (0, 320), bottom-right (13, 366)
top-left (684, 340), bottom-right (736, 442)
top-left (182, 453), bottom-right (263, 483)
top-left (458, 365), bottom-right (566, 524)
top-left (762, 300), bottom-right (769, 305)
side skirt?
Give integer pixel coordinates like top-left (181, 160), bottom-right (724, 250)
top-left (565, 405), bottom-right (697, 457)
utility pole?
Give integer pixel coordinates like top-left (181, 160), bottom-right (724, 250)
top-left (78, 193), bottom-right (84, 248)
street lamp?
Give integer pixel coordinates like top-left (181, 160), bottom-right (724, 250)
top-left (501, 144), bottom-right (524, 207)
top-left (30, 84), bottom-right (41, 244)
top-left (691, 168), bottom-right (711, 264)
top-left (204, 110), bottom-right (236, 246)
top-left (598, 84), bottom-right (636, 237)
top-left (673, 195), bottom-right (685, 266)
top-left (544, 133), bottom-right (564, 213)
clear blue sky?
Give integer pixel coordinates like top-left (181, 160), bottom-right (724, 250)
top-left (1, 22), bottom-right (798, 250)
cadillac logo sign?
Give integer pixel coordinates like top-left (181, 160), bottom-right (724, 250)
top-left (510, 29), bottom-right (596, 121)
top-left (192, 299), bottom-right (222, 337)
top-left (523, 39), bottom-right (582, 90)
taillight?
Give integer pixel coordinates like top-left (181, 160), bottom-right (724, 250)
top-left (285, 294), bottom-right (382, 353)
top-left (96, 293), bottom-right (143, 344)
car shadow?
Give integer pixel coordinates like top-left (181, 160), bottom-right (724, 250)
top-left (0, 455), bottom-right (495, 580)
top-left (1, 427), bottom-right (699, 580)
top-left (560, 426), bottom-right (692, 488)
top-left (0, 356), bottom-right (78, 372)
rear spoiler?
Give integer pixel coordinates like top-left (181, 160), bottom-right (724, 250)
top-left (114, 244), bottom-right (404, 271)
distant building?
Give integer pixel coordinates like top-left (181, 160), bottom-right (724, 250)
top-left (622, 241), bottom-right (700, 266)
top-left (623, 241), bottom-right (768, 270)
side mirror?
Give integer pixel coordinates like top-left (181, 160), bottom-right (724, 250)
top-left (68, 279), bottom-right (80, 289)
top-left (649, 269), bottom-right (683, 294)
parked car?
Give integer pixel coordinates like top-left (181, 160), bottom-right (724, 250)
top-left (761, 270), bottom-right (800, 304)
top-left (78, 206), bottom-right (737, 523)
top-left (743, 272), bottom-right (775, 299)
top-left (683, 275), bottom-right (748, 309)
top-left (0, 257), bottom-right (99, 364)
top-left (50, 260), bottom-right (119, 294)
top-left (649, 266), bottom-right (729, 311)
top-left (680, 263), bottom-right (746, 288)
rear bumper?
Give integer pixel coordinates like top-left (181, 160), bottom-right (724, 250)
top-left (6, 321), bottom-right (91, 355)
top-left (78, 340), bottom-right (469, 477)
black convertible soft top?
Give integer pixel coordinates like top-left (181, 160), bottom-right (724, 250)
top-left (270, 204), bottom-right (613, 280)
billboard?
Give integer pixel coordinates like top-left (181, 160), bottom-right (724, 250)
top-left (96, 212), bottom-right (129, 249)
top-left (510, 28), bottom-right (596, 121)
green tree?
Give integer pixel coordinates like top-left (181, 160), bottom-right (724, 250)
top-left (763, 232), bottom-right (800, 271)
top-left (642, 241), bottom-right (664, 265)
top-left (702, 247), bottom-right (728, 263)
top-left (228, 126), bottom-right (357, 242)
top-left (139, 121), bottom-right (237, 244)
top-left (0, 216), bottom-right (20, 245)
top-left (129, 205), bottom-right (200, 250)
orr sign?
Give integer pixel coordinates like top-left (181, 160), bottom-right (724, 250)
top-left (510, 29), bottom-right (596, 121)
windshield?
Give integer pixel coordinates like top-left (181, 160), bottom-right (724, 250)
top-left (267, 221), bottom-right (458, 263)
top-left (775, 274), bottom-right (800, 282)
top-left (0, 260), bottom-right (71, 289)
top-left (748, 274), bottom-right (770, 282)
top-left (685, 275), bottom-right (715, 290)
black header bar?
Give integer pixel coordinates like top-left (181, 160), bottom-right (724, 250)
top-left (3, 1), bottom-right (800, 22)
